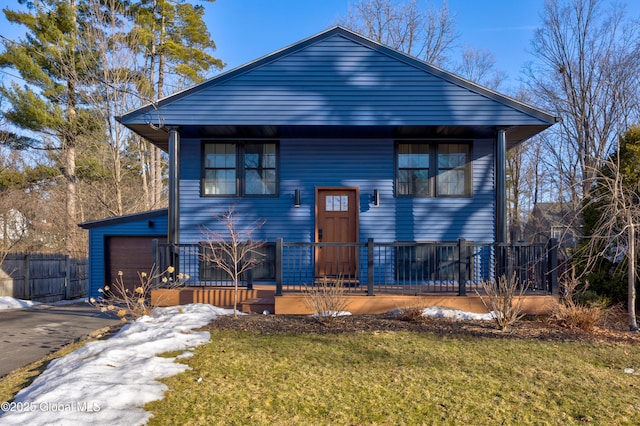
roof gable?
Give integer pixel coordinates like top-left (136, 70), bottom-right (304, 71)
top-left (118, 26), bottom-right (557, 146)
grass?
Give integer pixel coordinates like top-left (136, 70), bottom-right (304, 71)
top-left (147, 330), bottom-right (640, 425)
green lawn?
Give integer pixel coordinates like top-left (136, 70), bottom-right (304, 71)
top-left (147, 330), bottom-right (640, 425)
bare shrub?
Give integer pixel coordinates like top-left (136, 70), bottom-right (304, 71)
top-left (394, 296), bottom-right (430, 323)
top-left (398, 306), bottom-right (427, 323)
top-left (90, 265), bottom-right (188, 322)
top-left (303, 276), bottom-right (349, 323)
top-left (549, 274), bottom-right (605, 332)
top-left (550, 302), bottom-right (605, 331)
top-left (476, 274), bottom-right (528, 331)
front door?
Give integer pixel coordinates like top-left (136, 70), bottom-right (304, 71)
top-left (316, 188), bottom-right (358, 281)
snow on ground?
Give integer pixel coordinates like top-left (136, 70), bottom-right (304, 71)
top-left (421, 306), bottom-right (496, 321)
top-left (0, 296), bottom-right (92, 310)
top-left (0, 296), bottom-right (41, 310)
top-left (0, 299), bottom-right (495, 425)
top-left (0, 304), bottom-right (234, 426)
top-left (312, 310), bottom-right (352, 318)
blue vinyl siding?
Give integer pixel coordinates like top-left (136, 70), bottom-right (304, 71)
top-left (178, 138), bottom-right (494, 246)
top-left (84, 212), bottom-right (167, 298)
top-left (121, 33), bottom-right (551, 129)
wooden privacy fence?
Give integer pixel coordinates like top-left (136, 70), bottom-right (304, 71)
top-left (0, 254), bottom-right (88, 303)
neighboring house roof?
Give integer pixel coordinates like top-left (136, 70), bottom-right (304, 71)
top-left (78, 209), bottom-right (168, 230)
top-left (530, 203), bottom-right (577, 227)
top-left (117, 26), bottom-right (558, 150)
top-left (524, 202), bottom-right (579, 244)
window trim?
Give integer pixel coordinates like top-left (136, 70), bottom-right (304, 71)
top-left (201, 140), bottom-right (280, 198)
top-left (395, 140), bottom-right (472, 198)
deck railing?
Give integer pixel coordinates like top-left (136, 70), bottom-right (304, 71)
top-left (153, 239), bottom-right (559, 297)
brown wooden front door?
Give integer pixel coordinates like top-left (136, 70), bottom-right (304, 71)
top-left (315, 188), bottom-right (358, 281)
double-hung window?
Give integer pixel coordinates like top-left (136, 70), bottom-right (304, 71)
top-left (396, 141), bottom-right (471, 197)
top-left (203, 141), bottom-right (278, 196)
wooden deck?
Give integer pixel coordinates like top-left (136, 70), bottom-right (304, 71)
top-left (151, 285), bottom-right (558, 316)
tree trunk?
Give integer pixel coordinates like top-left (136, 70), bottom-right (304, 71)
top-left (153, 146), bottom-right (163, 207)
top-left (65, 0), bottom-right (79, 255)
top-left (137, 137), bottom-right (151, 210)
top-left (628, 220), bottom-right (638, 331)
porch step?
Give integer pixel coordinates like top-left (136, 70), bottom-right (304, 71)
top-left (241, 297), bottom-right (276, 314)
top-left (151, 287), bottom-right (276, 309)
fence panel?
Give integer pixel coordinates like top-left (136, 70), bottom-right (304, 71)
top-left (0, 254), bottom-right (88, 302)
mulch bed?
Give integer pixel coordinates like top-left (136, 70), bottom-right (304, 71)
top-left (206, 312), bottom-right (640, 345)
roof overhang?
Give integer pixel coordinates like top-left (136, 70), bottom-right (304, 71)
top-left (124, 123), bottom-right (555, 152)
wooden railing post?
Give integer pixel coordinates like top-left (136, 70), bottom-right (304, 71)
top-left (367, 238), bottom-right (374, 296)
top-left (275, 238), bottom-right (283, 296)
top-left (458, 238), bottom-right (466, 296)
top-left (547, 238), bottom-right (558, 295)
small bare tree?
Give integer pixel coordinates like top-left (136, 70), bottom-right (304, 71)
top-left (200, 208), bottom-right (265, 317)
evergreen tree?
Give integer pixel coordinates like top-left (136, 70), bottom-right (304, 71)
top-left (0, 0), bottom-right (99, 253)
top-left (1, 0), bottom-right (224, 249)
top-left (128, 0), bottom-right (224, 209)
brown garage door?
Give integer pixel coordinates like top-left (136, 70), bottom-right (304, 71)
top-left (107, 236), bottom-right (165, 295)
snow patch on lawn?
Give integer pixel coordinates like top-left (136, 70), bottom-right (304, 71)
top-left (0, 304), bottom-right (234, 426)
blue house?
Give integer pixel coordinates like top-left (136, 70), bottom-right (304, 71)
top-left (80, 209), bottom-right (168, 297)
top-left (112, 26), bottom-right (558, 303)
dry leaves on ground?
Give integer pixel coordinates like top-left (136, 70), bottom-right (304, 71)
top-left (206, 312), bottom-right (640, 344)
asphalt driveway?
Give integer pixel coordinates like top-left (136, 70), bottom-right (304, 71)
top-left (0, 303), bottom-right (121, 378)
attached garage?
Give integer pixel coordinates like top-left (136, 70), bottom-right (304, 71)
top-left (106, 235), bottom-right (166, 295)
top-left (79, 209), bottom-right (168, 298)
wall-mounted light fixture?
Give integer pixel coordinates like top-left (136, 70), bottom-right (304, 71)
top-left (373, 189), bottom-right (380, 207)
top-left (294, 189), bottom-right (301, 207)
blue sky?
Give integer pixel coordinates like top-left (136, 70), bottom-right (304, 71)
top-left (1, 0), bottom-right (639, 92)
top-left (205, 0), bottom-right (640, 92)
top-left (206, 0), bottom-right (544, 89)
top-left (206, 0), bottom-right (543, 89)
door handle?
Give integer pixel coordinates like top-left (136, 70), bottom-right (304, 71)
top-left (318, 229), bottom-right (323, 242)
